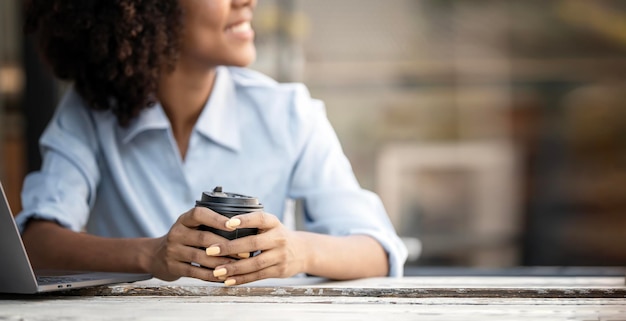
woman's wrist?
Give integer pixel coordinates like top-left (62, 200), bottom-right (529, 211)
top-left (292, 231), bottom-right (319, 276)
top-left (135, 237), bottom-right (159, 274)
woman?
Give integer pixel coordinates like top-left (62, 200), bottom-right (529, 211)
top-left (18, 0), bottom-right (407, 285)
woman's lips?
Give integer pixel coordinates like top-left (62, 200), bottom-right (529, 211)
top-left (227, 21), bottom-right (251, 33)
top-left (225, 21), bottom-right (254, 40)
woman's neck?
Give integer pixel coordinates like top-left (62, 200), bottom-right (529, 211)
top-left (157, 62), bottom-right (217, 160)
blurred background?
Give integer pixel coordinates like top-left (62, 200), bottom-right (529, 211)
top-left (1, 0), bottom-right (625, 270)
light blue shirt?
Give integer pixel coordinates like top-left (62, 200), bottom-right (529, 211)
top-left (16, 66), bottom-right (408, 276)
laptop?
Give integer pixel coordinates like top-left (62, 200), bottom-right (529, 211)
top-left (0, 182), bottom-right (152, 294)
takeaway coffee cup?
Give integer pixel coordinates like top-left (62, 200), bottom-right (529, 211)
top-left (195, 186), bottom-right (262, 240)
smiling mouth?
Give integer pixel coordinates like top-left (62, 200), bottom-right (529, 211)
top-left (226, 21), bottom-right (252, 33)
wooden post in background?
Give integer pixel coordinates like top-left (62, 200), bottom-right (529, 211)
top-left (0, 0), bottom-right (26, 215)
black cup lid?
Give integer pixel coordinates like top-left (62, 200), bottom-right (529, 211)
top-left (200, 186), bottom-right (261, 206)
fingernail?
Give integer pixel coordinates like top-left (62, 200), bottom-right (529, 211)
top-left (237, 252), bottom-right (250, 259)
top-left (213, 267), bottom-right (227, 277)
top-left (225, 218), bottom-right (241, 229)
top-left (224, 279), bottom-right (236, 286)
top-left (205, 246), bottom-right (220, 256)
top-left (217, 276), bottom-right (226, 281)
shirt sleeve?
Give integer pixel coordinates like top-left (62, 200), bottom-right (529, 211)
top-left (15, 89), bottom-right (101, 234)
top-left (286, 85), bottom-right (408, 277)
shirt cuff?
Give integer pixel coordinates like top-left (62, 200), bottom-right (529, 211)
top-left (349, 228), bottom-right (409, 277)
top-left (15, 210), bottom-right (79, 235)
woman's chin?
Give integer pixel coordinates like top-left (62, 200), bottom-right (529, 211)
top-left (231, 48), bottom-right (257, 67)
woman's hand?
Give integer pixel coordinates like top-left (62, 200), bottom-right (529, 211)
top-left (143, 207), bottom-right (239, 282)
top-left (204, 212), bottom-right (310, 286)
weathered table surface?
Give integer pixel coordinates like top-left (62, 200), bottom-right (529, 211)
top-left (1, 275), bottom-right (625, 320)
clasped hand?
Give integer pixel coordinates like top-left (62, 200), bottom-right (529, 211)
top-left (148, 207), bottom-right (307, 285)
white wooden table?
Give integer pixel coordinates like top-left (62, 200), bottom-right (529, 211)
top-left (1, 276), bottom-right (625, 320)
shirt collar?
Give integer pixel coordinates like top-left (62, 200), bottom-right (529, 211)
top-left (118, 102), bottom-right (170, 144)
top-left (194, 66), bottom-right (241, 152)
top-left (119, 66), bottom-right (241, 152)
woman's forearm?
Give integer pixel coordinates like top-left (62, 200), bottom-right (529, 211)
top-left (298, 232), bottom-right (389, 280)
top-left (21, 220), bottom-right (155, 273)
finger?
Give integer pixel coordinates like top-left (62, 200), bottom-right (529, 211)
top-left (222, 265), bottom-right (284, 286)
top-left (212, 251), bottom-right (277, 278)
top-left (178, 207), bottom-right (231, 231)
top-left (167, 260), bottom-right (223, 282)
top-left (176, 227), bottom-right (230, 249)
top-left (229, 211), bottom-right (280, 231)
top-left (206, 232), bottom-right (276, 257)
top-left (170, 244), bottom-right (236, 269)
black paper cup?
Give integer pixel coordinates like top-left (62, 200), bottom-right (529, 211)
top-left (195, 186), bottom-right (262, 241)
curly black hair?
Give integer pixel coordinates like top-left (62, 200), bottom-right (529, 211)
top-left (24, 0), bottom-right (183, 126)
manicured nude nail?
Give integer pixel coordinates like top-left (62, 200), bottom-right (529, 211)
top-left (224, 279), bottom-right (236, 286)
top-left (213, 267), bottom-right (227, 277)
top-left (237, 252), bottom-right (250, 259)
top-left (205, 246), bottom-right (220, 256)
top-left (217, 276), bottom-right (226, 281)
top-left (225, 218), bottom-right (241, 229)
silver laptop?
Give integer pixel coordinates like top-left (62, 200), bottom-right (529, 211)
top-left (0, 182), bottom-right (152, 294)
